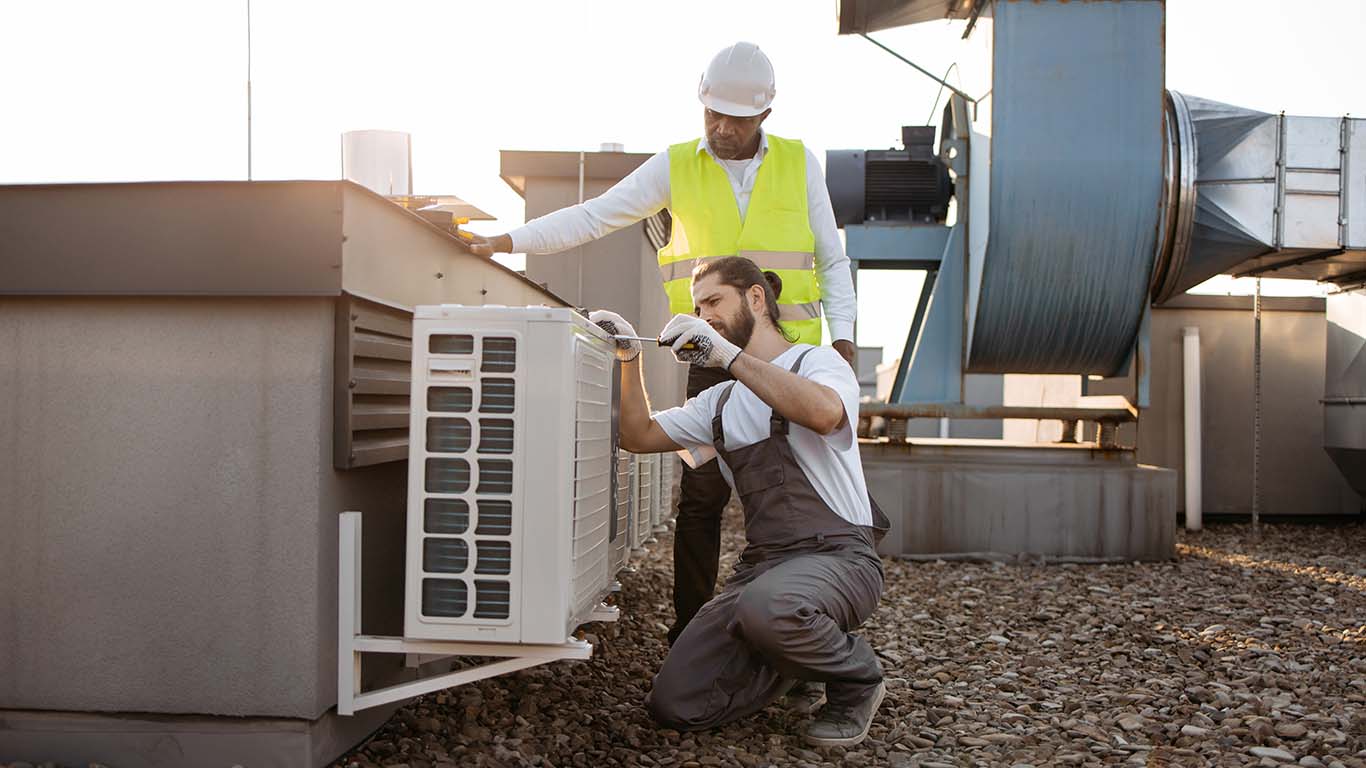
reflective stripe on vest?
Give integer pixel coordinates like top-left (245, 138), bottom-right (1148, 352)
top-left (658, 135), bottom-right (822, 345)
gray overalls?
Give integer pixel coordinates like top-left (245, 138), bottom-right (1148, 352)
top-left (646, 350), bottom-right (889, 730)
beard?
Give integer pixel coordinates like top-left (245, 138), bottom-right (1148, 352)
top-left (714, 306), bottom-right (756, 349)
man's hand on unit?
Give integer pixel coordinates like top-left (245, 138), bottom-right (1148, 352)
top-left (589, 310), bottom-right (642, 362)
top-left (660, 314), bottom-right (740, 370)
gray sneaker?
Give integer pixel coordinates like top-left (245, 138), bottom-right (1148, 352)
top-left (783, 680), bottom-right (827, 715)
top-left (804, 680), bottom-right (886, 747)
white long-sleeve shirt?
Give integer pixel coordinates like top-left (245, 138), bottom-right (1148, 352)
top-left (507, 131), bottom-right (857, 343)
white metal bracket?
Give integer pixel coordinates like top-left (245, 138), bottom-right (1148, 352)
top-left (339, 511), bottom-right (595, 716)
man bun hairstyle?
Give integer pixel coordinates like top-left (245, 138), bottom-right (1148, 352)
top-left (692, 256), bottom-right (796, 342)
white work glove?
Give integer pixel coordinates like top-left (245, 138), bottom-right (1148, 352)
top-left (589, 309), bottom-right (640, 362)
top-left (660, 314), bottom-right (741, 370)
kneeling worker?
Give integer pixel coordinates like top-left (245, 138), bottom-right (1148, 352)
top-left (590, 256), bottom-right (887, 746)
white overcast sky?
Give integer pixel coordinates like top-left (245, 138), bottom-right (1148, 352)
top-left (3, 0), bottom-right (1363, 357)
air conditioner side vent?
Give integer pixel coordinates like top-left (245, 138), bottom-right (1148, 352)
top-left (481, 337), bottom-right (517, 372)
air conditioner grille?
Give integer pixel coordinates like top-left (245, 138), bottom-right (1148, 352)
top-left (473, 580), bottom-right (511, 619)
top-left (477, 459), bottom-right (513, 494)
top-left (476, 499), bottom-right (513, 535)
top-left (424, 538), bottom-right (470, 573)
top-left (478, 418), bottom-right (515, 454)
top-left (422, 578), bottom-right (468, 617)
top-left (481, 337), bottom-right (517, 372)
top-left (430, 334), bottom-right (475, 355)
top-left (479, 378), bottom-right (515, 413)
top-left (426, 417), bottom-right (472, 453)
top-left (425, 458), bottom-right (471, 494)
top-left (424, 498), bottom-right (469, 534)
top-left (428, 386), bottom-right (473, 413)
top-left (474, 540), bottom-right (512, 575)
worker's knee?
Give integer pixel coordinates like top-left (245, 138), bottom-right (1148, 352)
top-left (735, 587), bottom-right (800, 656)
top-left (646, 669), bottom-right (710, 730)
top-left (645, 687), bottom-right (689, 729)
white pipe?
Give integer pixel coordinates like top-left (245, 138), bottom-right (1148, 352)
top-left (1182, 326), bottom-right (1203, 531)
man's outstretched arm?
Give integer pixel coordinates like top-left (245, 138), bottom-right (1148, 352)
top-left (459, 151), bottom-right (670, 257)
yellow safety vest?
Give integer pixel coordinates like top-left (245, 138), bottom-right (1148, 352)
top-left (657, 135), bottom-right (822, 345)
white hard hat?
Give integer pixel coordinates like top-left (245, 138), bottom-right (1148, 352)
top-left (697, 42), bottom-right (776, 117)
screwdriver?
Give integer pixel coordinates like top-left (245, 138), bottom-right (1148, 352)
top-left (612, 334), bottom-right (698, 351)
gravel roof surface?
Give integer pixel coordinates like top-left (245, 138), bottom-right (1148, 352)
top-left (327, 510), bottom-right (1365, 768)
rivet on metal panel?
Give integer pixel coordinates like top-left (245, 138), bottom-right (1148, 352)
top-left (348, 379), bottom-right (358, 389)
top-left (436, 272), bottom-right (444, 279)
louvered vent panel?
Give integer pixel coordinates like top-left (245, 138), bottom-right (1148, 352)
top-left (570, 339), bottom-right (614, 618)
top-left (633, 454), bottom-right (654, 550)
top-left (335, 294), bottom-right (413, 469)
top-left (610, 453), bottom-right (632, 573)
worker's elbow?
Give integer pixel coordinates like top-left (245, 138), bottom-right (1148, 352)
top-left (619, 427), bottom-right (646, 454)
top-left (815, 405), bottom-right (846, 436)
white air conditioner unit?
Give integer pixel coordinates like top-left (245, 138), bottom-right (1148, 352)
top-left (405, 305), bottom-right (623, 644)
top-left (652, 453), bottom-right (676, 533)
top-left (609, 452), bottom-right (633, 575)
top-left (631, 453), bottom-right (656, 552)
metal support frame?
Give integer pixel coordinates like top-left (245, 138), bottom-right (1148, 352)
top-left (859, 403), bottom-right (1135, 450)
top-left (338, 511), bottom-right (603, 716)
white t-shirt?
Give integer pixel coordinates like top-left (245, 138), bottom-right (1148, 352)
top-left (653, 345), bottom-right (873, 527)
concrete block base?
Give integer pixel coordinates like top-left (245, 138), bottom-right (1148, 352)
top-left (863, 439), bottom-right (1176, 561)
top-left (0, 705), bottom-right (396, 768)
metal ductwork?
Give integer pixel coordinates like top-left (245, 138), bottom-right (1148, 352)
top-left (1151, 93), bottom-right (1366, 303)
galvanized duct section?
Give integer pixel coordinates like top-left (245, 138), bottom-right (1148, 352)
top-left (1150, 93), bottom-right (1280, 303)
top-left (966, 1), bottom-right (1165, 376)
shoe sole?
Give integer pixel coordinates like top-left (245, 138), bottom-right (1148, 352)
top-left (803, 682), bottom-right (885, 748)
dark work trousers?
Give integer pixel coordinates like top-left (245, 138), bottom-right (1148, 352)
top-left (668, 363), bottom-right (735, 646)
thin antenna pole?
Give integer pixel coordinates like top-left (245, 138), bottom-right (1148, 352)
top-left (246, 0), bottom-right (253, 180)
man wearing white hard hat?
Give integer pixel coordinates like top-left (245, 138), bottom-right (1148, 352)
top-left (459, 42), bottom-right (858, 712)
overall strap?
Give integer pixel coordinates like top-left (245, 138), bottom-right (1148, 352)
top-left (769, 347), bottom-right (816, 437)
top-left (711, 381), bottom-right (738, 452)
